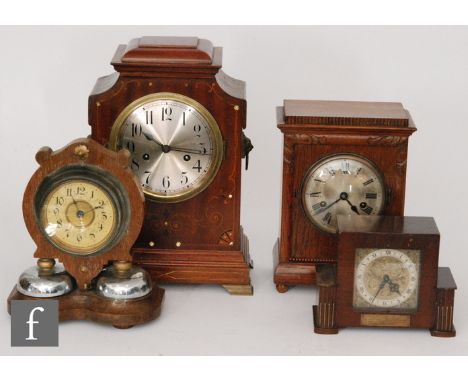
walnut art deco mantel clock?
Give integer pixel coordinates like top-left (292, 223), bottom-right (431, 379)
top-left (313, 215), bottom-right (457, 337)
top-left (274, 100), bottom-right (416, 292)
top-left (89, 37), bottom-right (253, 295)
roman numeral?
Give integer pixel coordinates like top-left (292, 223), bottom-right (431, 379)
top-left (309, 192), bottom-right (321, 197)
top-left (341, 161), bottom-right (350, 174)
top-left (322, 212), bottom-right (332, 224)
top-left (146, 110), bottom-right (153, 124)
top-left (312, 202), bottom-right (322, 211)
top-left (362, 206), bottom-right (374, 215)
top-left (363, 179), bottom-right (374, 186)
top-left (366, 193), bottom-right (377, 199)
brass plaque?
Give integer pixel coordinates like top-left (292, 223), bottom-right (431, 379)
top-left (360, 314), bottom-right (410, 327)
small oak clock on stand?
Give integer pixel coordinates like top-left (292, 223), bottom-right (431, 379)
top-left (89, 37), bottom-right (253, 295)
top-left (274, 100), bottom-right (416, 292)
top-left (7, 138), bottom-right (164, 328)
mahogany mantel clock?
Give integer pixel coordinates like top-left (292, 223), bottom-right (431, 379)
top-left (274, 100), bottom-right (417, 292)
top-left (89, 37), bottom-right (253, 295)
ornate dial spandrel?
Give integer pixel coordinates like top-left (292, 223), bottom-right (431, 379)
top-left (353, 248), bottom-right (420, 312)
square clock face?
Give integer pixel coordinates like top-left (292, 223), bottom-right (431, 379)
top-left (353, 248), bottom-right (421, 312)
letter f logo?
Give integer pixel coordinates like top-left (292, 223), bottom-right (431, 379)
top-left (26, 306), bottom-right (45, 341)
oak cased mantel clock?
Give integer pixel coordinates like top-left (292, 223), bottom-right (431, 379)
top-left (274, 100), bottom-right (417, 292)
top-left (313, 215), bottom-right (456, 337)
top-left (89, 37), bottom-right (253, 295)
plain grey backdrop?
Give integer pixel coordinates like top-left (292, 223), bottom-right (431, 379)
top-left (0, 26), bottom-right (467, 355)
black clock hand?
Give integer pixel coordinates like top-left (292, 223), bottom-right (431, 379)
top-left (371, 274), bottom-right (390, 303)
top-left (82, 205), bottom-right (103, 215)
top-left (143, 132), bottom-right (164, 148)
top-left (69, 195), bottom-right (86, 226)
top-left (170, 147), bottom-right (212, 156)
top-left (387, 276), bottom-right (401, 295)
top-left (344, 198), bottom-right (360, 215)
top-left (70, 194), bottom-right (79, 207)
top-left (312, 197), bottom-right (341, 216)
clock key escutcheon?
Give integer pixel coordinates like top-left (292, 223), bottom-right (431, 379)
top-left (89, 37), bottom-right (253, 294)
top-left (274, 100), bottom-right (417, 291)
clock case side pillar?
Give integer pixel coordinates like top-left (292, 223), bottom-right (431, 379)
top-left (430, 267), bottom-right (456, 337)
top-left (274, 127), bottom-right (316, 292)
top-left (313, 264), bottom-right (339, 334)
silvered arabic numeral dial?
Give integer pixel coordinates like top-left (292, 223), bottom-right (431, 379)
top-left (40, 179), bottom-right (117, 255)
top-left (110, 93), bottom-right (223, 202)
top-left (302, 154), bottom-right (385, 233)
top-left (353, 248), bottom-right (420, 310)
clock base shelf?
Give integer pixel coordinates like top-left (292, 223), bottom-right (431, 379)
top-left (273, 239), bottom-right (317, 291)
top-left (7, 286), bottom-right (164, 329)
top-left (133, 229), bottom-right (253, 295)
top-left (313, 265), bottom-right (457, 337)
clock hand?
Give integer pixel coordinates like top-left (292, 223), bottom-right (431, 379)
top-left (82, 205), bottom-right (104, 215)
top-left (312, 197), bottom-right (341, 216)
top-left (338, 192), bottom-right (360, 215)
top-left (170, 147), bottom-right (212, 156)
top-left (142, 133), bottom-right (211, 156)
top-left (70, 194), bottom-right (79, 208)
top-left (386, 276), bottom-right (401, 295)
top-left (343, 198), bottom-right (360, 215)
top-left (69, 195), bottom-right (86, 227)
top-left (312, 191), bottom-right (358, 216)
top-left (143, 132), bottom-right (164, 148)
top-left (371, 274), bottom-right (390, 303)
top-left (389, 282), bottom-right (401, 295)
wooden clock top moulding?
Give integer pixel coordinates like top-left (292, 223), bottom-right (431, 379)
top-left (278, 99), bottom-right (416, 133)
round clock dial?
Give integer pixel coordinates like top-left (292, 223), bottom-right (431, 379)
top-left (34, 165), bottom-right (129, 256)
top-left (40, 179), bottom-right (117, 255)
top-left (110, 92), bottom-right (224, 202)
top-left (354, 248), bottom-right (420, 310)
top-left (302, 154), bottom-right (385, 233)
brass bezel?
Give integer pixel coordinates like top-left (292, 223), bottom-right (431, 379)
top-left (301, 153), bottom-right (386, 234)
top-left (109, 92), bottom-right (224, 203)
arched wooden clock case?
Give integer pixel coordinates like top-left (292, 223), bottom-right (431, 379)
top-left (89, 37), bottom-right (253, 295)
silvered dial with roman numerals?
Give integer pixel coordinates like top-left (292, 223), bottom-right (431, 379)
top-left (110, 93), bottom-right (223, 202)
top-left (302, 154), bottom-right (385, 233)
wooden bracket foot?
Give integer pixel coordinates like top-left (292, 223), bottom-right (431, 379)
top-left (222, 284), bottom-right (253, 296)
